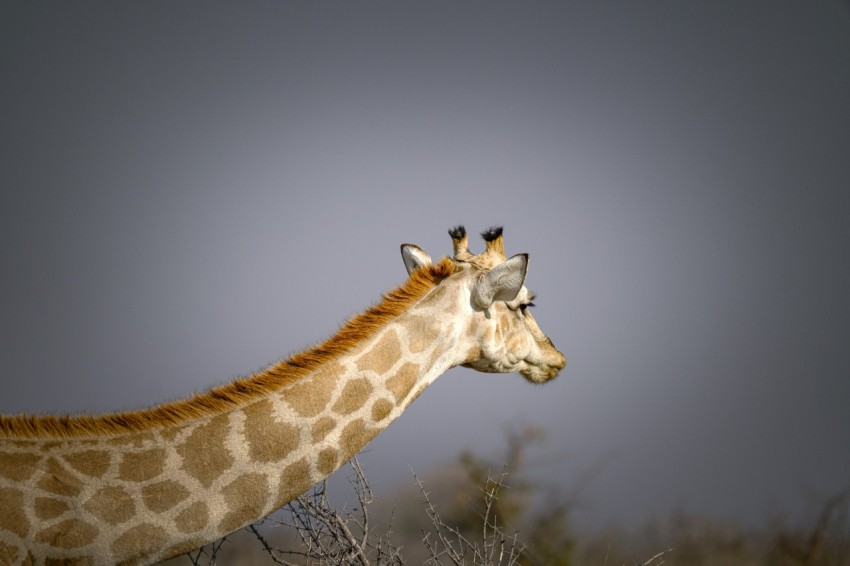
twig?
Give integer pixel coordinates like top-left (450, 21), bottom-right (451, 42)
top-left (639, 546), bottom-right (674, 565)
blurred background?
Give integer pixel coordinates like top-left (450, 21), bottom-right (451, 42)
top-left (2, 2), bottom-right (849, 561)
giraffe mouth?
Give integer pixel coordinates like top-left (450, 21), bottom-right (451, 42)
top-left (519, 350), bottom-right (566, 383)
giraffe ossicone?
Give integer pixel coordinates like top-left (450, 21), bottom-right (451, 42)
top-left (0, 226), bottom-right (565, 565)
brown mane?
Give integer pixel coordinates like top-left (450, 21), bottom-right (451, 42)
top-left (0, 258), bottom-right (457, 439)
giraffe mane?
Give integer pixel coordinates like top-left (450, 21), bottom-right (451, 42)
top-left (0, 258), bottom-right (457, 439)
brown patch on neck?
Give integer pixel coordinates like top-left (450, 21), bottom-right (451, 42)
top-left (0, 258), bottom-right (457, 439)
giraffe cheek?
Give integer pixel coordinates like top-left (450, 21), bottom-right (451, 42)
top-left (506, 336), bottom-right (530, 363)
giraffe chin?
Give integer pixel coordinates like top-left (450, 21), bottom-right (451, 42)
top-left (519, 365), bottom-right (561, 384)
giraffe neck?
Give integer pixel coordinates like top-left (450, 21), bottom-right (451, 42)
top-left (0, 279), bottom-right (463, 565)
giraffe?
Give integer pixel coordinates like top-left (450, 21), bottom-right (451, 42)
top-left (0, 226), bottom-right (565, 565)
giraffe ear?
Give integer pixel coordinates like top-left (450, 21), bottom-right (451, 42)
top-left (471, 253), bottom-right (528, 309)
top-left (400, 244), bottom-right (433, 275)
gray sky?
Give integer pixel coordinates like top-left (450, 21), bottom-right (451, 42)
top-left (2, 2), bottom-right (849, 530)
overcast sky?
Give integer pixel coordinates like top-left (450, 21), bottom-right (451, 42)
top-left (2, 2), bottom-right (849, 530)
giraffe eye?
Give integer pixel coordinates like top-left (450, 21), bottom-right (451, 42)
top-left (519, 302), bottom-right (535, 312)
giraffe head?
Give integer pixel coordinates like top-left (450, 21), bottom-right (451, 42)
top-left (401, 226), bottom-right (566, 383)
